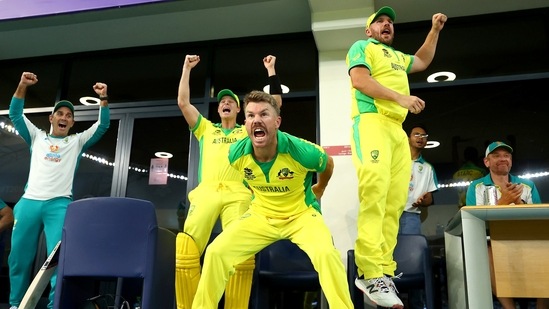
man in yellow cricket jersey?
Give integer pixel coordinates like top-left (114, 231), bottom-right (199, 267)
top-left (175, 55), bottom-right (282, 309)
top-left (346, 6), bottom-right (447, 308)
top-left (191, 90), bottom-right (354, 309)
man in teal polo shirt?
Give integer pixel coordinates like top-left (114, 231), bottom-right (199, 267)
top-left (466, 141), bottom-right (546, 309)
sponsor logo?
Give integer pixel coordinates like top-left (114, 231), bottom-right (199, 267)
top-left (382, 48), bottom-right (391, 58)
top-left (391, 62), bottom-right (406, 71)
top-left (44, 153), bottom-right (61, 163)
top-left (367, 283), bottom-right (379, 294)
top-left (244, 168), bottom-right (256, 181)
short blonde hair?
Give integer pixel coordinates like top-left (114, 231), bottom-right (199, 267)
top-left (243, 90), bottom-right (280, 116)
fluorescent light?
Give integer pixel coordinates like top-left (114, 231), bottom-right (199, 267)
top-left (427, 71), bottom-right (456, 83)
top-left (155, 151), bottom-right (173, 159)
top-left (79, 96), bottom-right (100, 106)
top-left (425, 141), bottom-right (440, 149)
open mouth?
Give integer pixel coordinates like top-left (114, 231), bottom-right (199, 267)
top-left (253, 128), bottom-right (266, 139)
top-left (59, 123), bottom-right (67, 129)
top-left (382, 29), bottom-right (391, 35)
top-left (222, 107), bottom-right (231, 114)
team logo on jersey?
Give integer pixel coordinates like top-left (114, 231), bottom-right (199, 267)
top-left (233, 128), bottom-right (243, 134)
top-left (370, 150), bottom-right (379, 163)
top-left (417, 165), bottom-right (424, 173)
top-left (277, 168), bottom-right (294, 180)
top-left (382, 48), bottom-right (391, 58)
top-left (213, 129), bottom-right (222, 135)
top-left (50, 145), bottom-right (59, 152)
top-left (243, 168), bottom-right (256, 181)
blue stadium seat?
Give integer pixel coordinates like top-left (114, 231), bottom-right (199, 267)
top-left (53, 197), bottom-right (175, 309)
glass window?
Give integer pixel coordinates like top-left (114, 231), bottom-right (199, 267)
top-left (404, 77), bottom-right (549, 182)
top-left (125, 115), bottom-right (190, 231)
top-left (72, 118), bottom-right (119, 200)
top-left (0, 115), bottom-right (29, 204)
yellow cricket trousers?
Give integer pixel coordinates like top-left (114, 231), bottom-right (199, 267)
top-left (351, 113), bottom-right (411, 278)
top-left (184, 181), bottom-right (251, 253)
top-left (191, 207), bottom-right (354, 309)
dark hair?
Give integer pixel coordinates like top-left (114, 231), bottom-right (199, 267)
top-left (243, 90), bottom-right (280, 116)
top-left (406, 123), bottom-right (428, 136)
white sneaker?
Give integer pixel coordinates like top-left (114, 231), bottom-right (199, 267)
top-left (355, 276), bottom-right (404, 309)
top-left (384, 273), bottom-right (403, 294)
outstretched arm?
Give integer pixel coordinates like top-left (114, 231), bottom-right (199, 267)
top-left (14, 72), bottom-right (38, 99)
top-left (93, 82), bottom-right (109, 107)
top-left (177, 55), bottom-right (202, 128)
top-left (410, 13), bottom-right (447, 73)
top-left (264, 55), bottom-right (282, 108)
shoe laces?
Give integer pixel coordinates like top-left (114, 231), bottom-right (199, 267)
top-left (369, 277), bottom-right (391, 293)
top-left (383, 272), bottom-right (403, 294)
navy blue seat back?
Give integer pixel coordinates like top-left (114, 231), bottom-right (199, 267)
top-left (251, 239), bottom-right (320, 308)
top-left (54, 197), bottom-right (175, 309)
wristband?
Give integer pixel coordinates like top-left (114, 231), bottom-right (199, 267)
top-left (268, 75), bottom-right (283, 95)
top-left (99, 96), bottom-right (109, 101)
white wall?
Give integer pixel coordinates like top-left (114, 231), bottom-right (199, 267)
top-left (318, 50), bottom-right (358, 265)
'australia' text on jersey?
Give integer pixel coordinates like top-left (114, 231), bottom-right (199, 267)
top-left (212, 137), bottom-right (238, 144)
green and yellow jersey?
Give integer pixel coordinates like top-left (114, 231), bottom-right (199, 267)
top-left (192, 115), bottom-right (248, 183)
top-left (346, 38), bottom-right (414, 123)
top-left (228, 131), bottom-right (327, 218)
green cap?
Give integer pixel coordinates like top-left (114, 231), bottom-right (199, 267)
top-left (53, 100), bottom-right (74, 114)
top-left (217, 89), bottom-right (240, 107)
top-left (485, 141), bottom-right (513, 157)
top-left (366, 6), bottom-right (396, 29)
